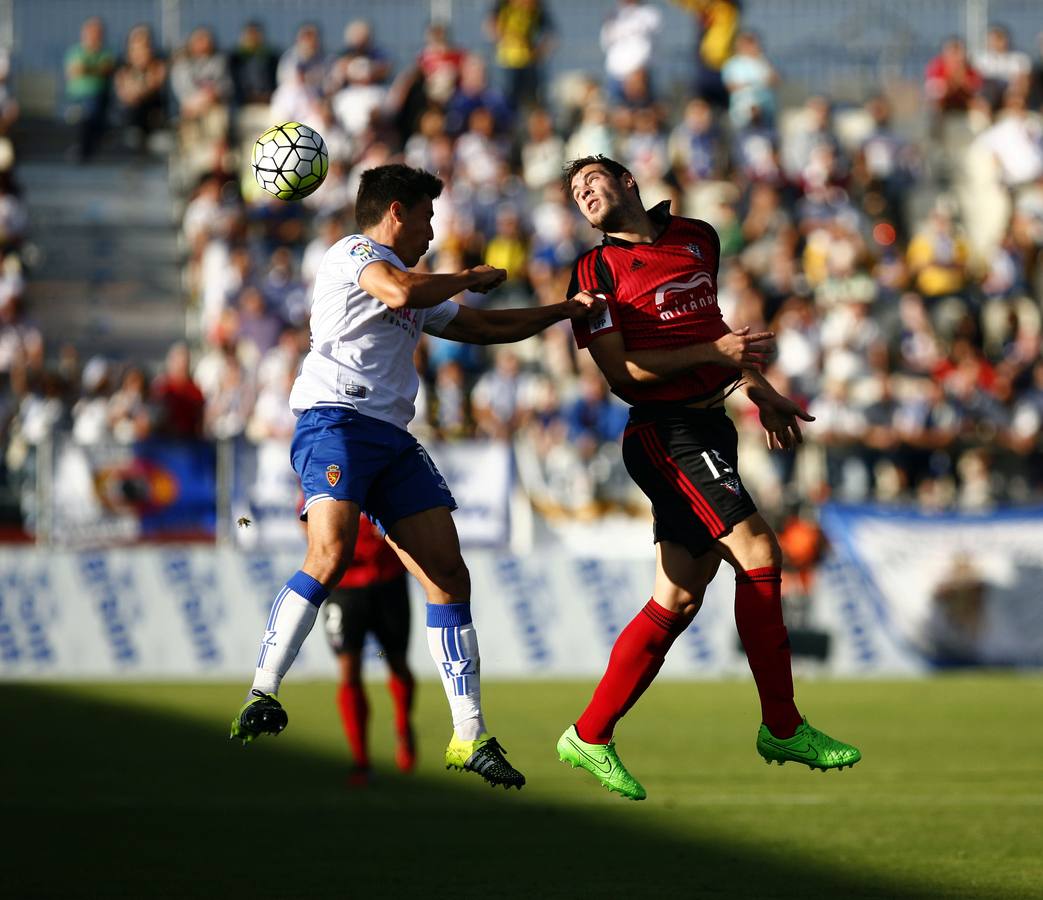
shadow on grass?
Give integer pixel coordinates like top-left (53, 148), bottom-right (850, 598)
top-left (9, 683), bottom-right (930, 900)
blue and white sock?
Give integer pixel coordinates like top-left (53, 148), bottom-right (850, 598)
top-left (251, 571), bottom-right (329, 697)
top-left (426, 602), bottom-right (485, 741)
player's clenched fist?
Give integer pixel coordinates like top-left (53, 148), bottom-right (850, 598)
top-left (563, 290), bottom-right (608, 319)
top-left (468, 265), bottom-right (508, 293)
top-left (711, 325), bottom-right (775, 369)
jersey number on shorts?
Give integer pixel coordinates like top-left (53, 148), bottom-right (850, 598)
top-left (701, 449), bottom-right (733, 479)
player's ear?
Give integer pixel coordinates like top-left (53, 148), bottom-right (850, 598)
top-left (388, 200), bottom-right (406, 224)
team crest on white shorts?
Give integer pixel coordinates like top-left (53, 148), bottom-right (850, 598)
top-left (326, 464), bottom-right (341, 487)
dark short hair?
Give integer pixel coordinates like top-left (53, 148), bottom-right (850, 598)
top-left (561, 155), bottom-right (640, 202)
top-left (355, 164), bottom-right (444, 229)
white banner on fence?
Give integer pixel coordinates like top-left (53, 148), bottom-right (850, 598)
top-left (819, 505), bottom-right (1043, 668)
top-left (0, 537), bottom-right (967, 681)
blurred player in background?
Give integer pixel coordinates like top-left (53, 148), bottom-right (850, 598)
top-left (323, 514), bottom-right (416, 786)
top-left (230, 163), bottom-right (603, 790)
top-left (556, 155), bottom-right (861, 800)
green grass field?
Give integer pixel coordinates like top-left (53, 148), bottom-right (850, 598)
top-left (7, 675), bottom-right (1043, 899)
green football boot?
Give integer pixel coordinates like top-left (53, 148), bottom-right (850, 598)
top-left (229, 689), bottom-right (288, 745)
top-left (445, 733), bottom-right (525, 790)
top-left (756, 718), bottom-right (861, 771)
top-left (556, 725), bottom-right (647, 801)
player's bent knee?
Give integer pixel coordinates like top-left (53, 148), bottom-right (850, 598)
top-left (303, 541), bottom-right (354, 587)
top-left (427, 556), bottom-right (470, 601)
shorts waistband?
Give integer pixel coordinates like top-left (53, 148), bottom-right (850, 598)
top-left (628, 403), bottom-right (728, 424)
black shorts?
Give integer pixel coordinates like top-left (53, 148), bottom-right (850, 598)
top-left (322, 575), bottom-right (411, 656)
top-left (622, 405), bottom-right (757, 558)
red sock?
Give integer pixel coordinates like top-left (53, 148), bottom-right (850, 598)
top-left (389, 672), bottom-right (416, 771)
top-left (337, 682), bottom-right (369, 768)
top-left (388, 672), bottom-right (414, 741)
top-left (575, 598), bottom-right (687, 744)
top-left (735, 567), bottom-right (802, 738)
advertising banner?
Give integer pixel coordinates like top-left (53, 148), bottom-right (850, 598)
top-left (53, 438), bottom-right (216, 545)
top-left (819, 504), bottom-right (1043, 668)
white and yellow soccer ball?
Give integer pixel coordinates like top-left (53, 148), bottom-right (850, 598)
top-left (251, 122), bottom-right (329, 201)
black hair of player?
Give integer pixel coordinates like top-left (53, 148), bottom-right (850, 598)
top-left (355, 164), bottom-right (444, 230)
top-left (561, 155), bottom-right (642, 204)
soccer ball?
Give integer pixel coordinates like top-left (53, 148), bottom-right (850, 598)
top-left (252, 122), bottom-right (329, 201)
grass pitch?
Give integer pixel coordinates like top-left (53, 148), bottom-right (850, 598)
top-left (7, 675), bottom-right (1043, 899)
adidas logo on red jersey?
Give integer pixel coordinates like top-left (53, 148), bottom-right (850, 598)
top-left (630, 258), bottom-right (645, 271)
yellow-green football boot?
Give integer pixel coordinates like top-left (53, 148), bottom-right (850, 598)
top-left (445, 733), bottom-right (525, 789)
top-left (556, 725), bottom-right (647, 801)
top-left (757, 718), bottom-right (861, 771)
top-left (229, 689), bottom-right (288, 745)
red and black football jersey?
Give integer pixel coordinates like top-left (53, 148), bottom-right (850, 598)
top-left (569, 201), bottom-right (739, 406)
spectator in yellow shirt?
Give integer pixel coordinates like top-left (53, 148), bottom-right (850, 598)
top-left (906, 204), bottom-right (970, 298)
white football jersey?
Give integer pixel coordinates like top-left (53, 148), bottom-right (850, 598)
top-left (288, 234), bottom-right (459, 429)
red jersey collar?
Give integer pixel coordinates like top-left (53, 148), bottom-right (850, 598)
top-left (601, 200), bottom-right (673, 247)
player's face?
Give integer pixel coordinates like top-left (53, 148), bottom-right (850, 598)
top-left (395, 196), bottom-right (435, 266)
top-left (570, 164), bottom-right (631, 232)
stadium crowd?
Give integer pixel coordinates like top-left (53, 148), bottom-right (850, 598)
top-left (4, 2), bottom-right (1043, 533)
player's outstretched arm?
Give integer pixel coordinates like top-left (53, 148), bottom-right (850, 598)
top-left (436, 294), bottom-right (605, 345)
top-left (586, 322), bottom-right (774, 391)
top-left (742, 368), bottom-right (815, 451)
top-left (359, 262), bottom-right (507, 310)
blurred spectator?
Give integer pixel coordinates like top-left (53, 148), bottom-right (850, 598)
top-left (114, 25), bottom-right (168, 154)
top-left (201, 346), bottom-right (253, 440)
top-left (329, 19), bottom-right (392, 92)
top-left (520, 106), bottom-right (565, 192)
top-left (600, 0), bottom-right (661, 104)
top-left (1030, 31), bottom-right (1043, 108)
top-left (0, 49), bottom-right (20, 138)
top-left (151, 343), bottom-right (205, 439)
top-left (271, 57), bottom-right (325, 127)
top-left (236, 285), bottom-right (284, 359)
top-left (670, 97), bottom-right (726, 185)
top-left (471, 348), bottom-right (532, 438)
top-left (672, 0), bottom-right (740, 109)
top-left (924, 37), bottom-right (982, 117)
top-left (906, 203), bottom-right (971, 304)
top-left (974, 24), bottom-right (1031, 109)
top-left (71, 357), bottom-right (111, 445)
top-left (446, 55), bottom-right (512, 137)
top-left (782, 95), bottom-right (844, 184)
top-left (0, 173), bottom-right (27, 255)
top-left (330, 56), bottom-right (388, 139)
top-left (566, 371), bottom-right (629, 446)
top-left (484, 205), bottom-right (529, 288)
top-left (432, 359), bottom-right (472, 439)
top-left (485, 0), bottom-right (556, 111)
top-left (108, 365), bottom-right (152, 444)
top-left (416, 22), bottom-right (467, 107)
top-left (261, 247), bottom-right (309, 326)
top-left (721, 30), bottom-right (777, 129)
top-left (455, 106), bottom-right (509, 189)
top-left (64, 16), bottom-right (116, 161)
top-left (854, 95), bottom-right (916, 239)
top-left (564, 101), bottom-right (615, 161)
top-left (973, 88), bottom-right (1043, 189)
top-left (229, 21), bottom-right (280, 108)
top-left (277, 23), bottom-right (327, 94)
top-left (171, 27), bottom-right (232, 178)
top-left (248, 364), bottom-right (297, 443)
